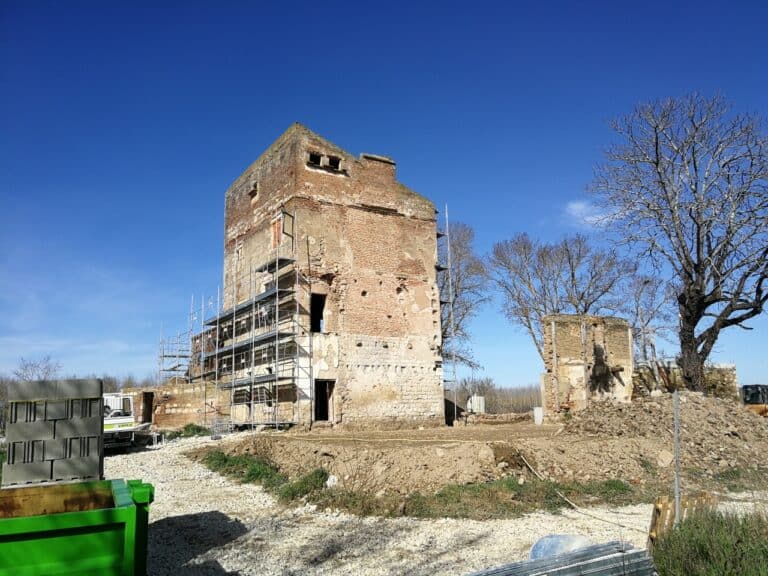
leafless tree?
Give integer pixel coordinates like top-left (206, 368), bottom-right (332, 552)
top-left (455, 376), bottom-right (541, 414)
top-left (593, 94), bottom-right (768, 390)
top-left (489, 233), bottom-right (634, 360)
top-left (438, 222), bottom-right (489, 368)
top-left (0, 375), bottom-right (12, 403)
top-left (13, 355), bottom-right (62, 381)
top-left (625, 275), bottom-right (674, 364)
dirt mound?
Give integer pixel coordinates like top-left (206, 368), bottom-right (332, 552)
top-left (551, 392), bottom-right (768, 483)
top-left (228, 435), bottom-right (506, 494)
top-left (201, 392), bottom-right (767, 497)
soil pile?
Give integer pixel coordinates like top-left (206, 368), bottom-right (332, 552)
top-left (228, 436), bottom-right (503, 494)
top-left (210, 392), bottom-right (767, 496)
top-left (567, 393), bottom-right (767, 465)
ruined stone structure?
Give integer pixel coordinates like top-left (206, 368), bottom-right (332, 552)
top-left (541, 314), bottom-right (633, 414)
top-left (190, 124), bottom-right (444, 428)
top-left (633, 362), bottom-right (738, 398)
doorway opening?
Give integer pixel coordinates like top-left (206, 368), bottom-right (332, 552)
top-left (141, 391), bottom-right (154, 424)
top-left (314, 379), bottom-right (335, 422)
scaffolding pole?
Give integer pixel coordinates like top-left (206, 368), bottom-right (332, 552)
top-left (445, 205), bottom-right (459, 425)
top-left (196, 209), bottom-right (301, 429)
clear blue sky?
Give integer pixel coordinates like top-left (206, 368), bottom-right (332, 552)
top-left (2, 1), bottom-right (767, 385)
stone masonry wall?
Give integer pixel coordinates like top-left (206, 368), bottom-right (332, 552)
top-left (542, 315), bottom-right (633, 414)
top-left (220, 124), bottom-right (444, 428)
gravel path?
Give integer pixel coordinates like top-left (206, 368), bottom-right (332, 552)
top-left (105, 435), bottom-right (663, 575)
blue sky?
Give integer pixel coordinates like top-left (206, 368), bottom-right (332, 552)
top-left (2, 1), bottom-right (766, 385)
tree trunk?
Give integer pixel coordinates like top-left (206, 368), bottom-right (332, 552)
top-left (679, 321), bottom-right (705, 391)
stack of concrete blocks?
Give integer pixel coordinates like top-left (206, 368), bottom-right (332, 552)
top-left (1, 379), bottom-right (104, 487)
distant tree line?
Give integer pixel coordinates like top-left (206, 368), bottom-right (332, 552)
top-left (445, 376), bottom-right (541, 414)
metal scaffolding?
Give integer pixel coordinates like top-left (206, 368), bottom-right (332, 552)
top-left (157, 297), bottom-right (194, 386)
top-left (188, 210), bottom-right (307, 429)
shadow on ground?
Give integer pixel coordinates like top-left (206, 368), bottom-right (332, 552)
top-left (225, 514), bottom-right (494, 576)
top-left (148, 511), bottom-right (247, 575)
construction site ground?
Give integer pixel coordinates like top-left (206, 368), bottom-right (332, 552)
top-left (216, 391), bottom-right (768, 498)
top-left (105, 391), bottom-right (768, 575)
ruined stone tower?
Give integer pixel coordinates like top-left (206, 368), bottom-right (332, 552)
top-left (195, 124), bottom-right (444, 428)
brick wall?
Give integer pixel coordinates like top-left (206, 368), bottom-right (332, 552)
top-left (542, 315), bottom-right (633, 414)
top-left (221, 124), bottom-right (444, 428)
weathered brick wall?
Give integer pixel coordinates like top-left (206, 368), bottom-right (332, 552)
top-left (124, 382), bottom-right (226, 429)
top-left (124, 382), bottom-right (299, 429)
top-left (221, 124), bottom-right (444, 428)
top-left (336, 335), bottom-right (443, 428)
top-left (542, 315), bottom-right (633, 414)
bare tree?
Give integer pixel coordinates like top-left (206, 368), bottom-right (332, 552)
top-left (0, 374), bottom-right (12, 403)
top-left (489, 233), bottom-right (634, 360)
top-left (438, 222), bottom-right (489, 368)
top-left (593, 94), bottom-right (768, 390)
top-left (13, 355), bottom-right (62, 381)
top-left (625, 275), bottom-right (674, 363)
top-left (456, 376), bottom-right (541, 414)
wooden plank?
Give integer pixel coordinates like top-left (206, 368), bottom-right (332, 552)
top-left (648, 492), bottom-right (717, 550)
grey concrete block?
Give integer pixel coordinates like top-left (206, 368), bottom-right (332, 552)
top-left (8, 401), bottom-right (36, 424)
top-left (52, 455), bottom-right (101, 481)
top-left (29, 440), bottom-right (45, 462)
top-left (7, 379), bottom-right (103, 401)
top-left (6, 420), bottom-right (55, 442)
top-left (0, 461), bottom-right (53, 486)
top-left (7, 442), bottom-right (24, 464)
top-left (44, 438), bottom-right (68, 460)
top-left (69, 398), bottom-right (103, 418)
top-left (55, 417), bottom-right (102, 438)
top-left (86, 436), bottom-right (101, 457)
top-left (45, 400), bottom-right (69, 420)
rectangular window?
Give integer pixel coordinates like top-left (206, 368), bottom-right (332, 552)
top-left (308, 152), bottom-right (322, 166)
top-left (328, 156), bottom-right (341, 170)
top-left (310, 293), bottom-right (326, 333)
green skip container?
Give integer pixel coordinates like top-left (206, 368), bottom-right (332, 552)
top-left (0, 479), bottom-right (154, 576)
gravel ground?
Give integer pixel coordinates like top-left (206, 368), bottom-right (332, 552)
top-left (104, 435), bottom-right (766, 576)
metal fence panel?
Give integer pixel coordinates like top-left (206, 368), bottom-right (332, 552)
top-left (468, 542), bottom-right (656, 576)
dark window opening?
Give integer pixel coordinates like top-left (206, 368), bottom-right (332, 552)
top-left (248, 182), bottom-right (258, 199)
top-left (314, 379), bottom-right (334, 422)
top-left (141, 392), bottom-right (155, 424)
top-left (311, 293), bottom-right (326, 333)
top-left (308, 152), bottom-right (322, 166)
top-left (328, 156), bottom-right (341, 170)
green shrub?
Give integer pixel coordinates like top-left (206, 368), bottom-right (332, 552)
top-left (278, 469), bottom-right (329, 502)
top-left (166, 423), bottom-right (210, 440)
top-left (652, 510), bottom-right (768, 575)
top-left (202, 450), bottom-right (330, 503)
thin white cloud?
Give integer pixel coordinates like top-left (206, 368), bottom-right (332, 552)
top-left (564, 200), bottom-right (606, 228)
top-left (0, 245), bottom-right (184, 378)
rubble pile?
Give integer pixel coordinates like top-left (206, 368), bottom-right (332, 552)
top-left (562, 392), bottom-right (768, 481)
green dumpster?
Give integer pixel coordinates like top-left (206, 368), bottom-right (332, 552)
top-left (0, 478), bottom-right (154, 576)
